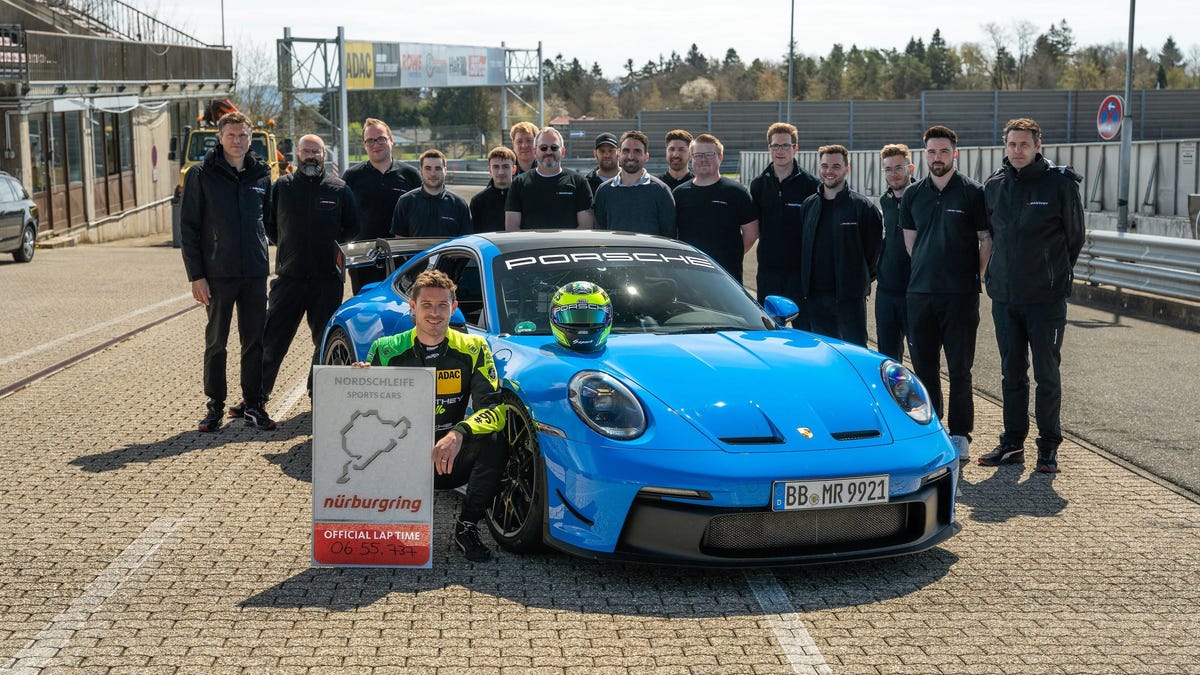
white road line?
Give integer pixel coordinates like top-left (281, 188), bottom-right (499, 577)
top-left (1, 517), bottom-right (181, 674)
top-left (0, 371), bottom-right (310, 672)
top-left (744, 569), bottom-right (834, 675)
top-left (0, 294), bottom-right (192, 367)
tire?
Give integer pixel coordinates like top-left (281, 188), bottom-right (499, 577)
top-left (321, 327), bottom-right (356, 365)
top-left (12, 224), bottom-right (34, 263)
top-left (486, 392), bottom-right (546, 552)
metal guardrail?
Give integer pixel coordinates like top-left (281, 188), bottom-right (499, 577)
top-left (1074, 230), bottom-right (1200, 302)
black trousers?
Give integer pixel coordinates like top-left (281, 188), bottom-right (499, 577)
top-left (874, 289), bottom-right (909, 361)
top-left (804, 292), bottom-right (868, 347)
top-left (434, 432), bottom-right (508, 523)
top-left (756, 265), bottom-right (806, 329)
top-left (907, 292), bottom-right (978, 437)
top-left (261, 275), bottom-right (346, 402)
top-left (203, 277), bottom-right (267, 408)
top-left (992, 298), bottom-right (1067, 452)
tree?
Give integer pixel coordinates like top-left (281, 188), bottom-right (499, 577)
top-left (680, 77), bottom-right (717, 108)
top-left (818, 43), bottom-right (846, 99)
top-left (926, 29), bottom-right (958, 89)
top-left (1025, 21), bottom-right (1074, 89)
top-left (232, 37), bottom-right (281, 126)
top-left (685, 44), bottom-right (709, 73)
top-left (723, 48), bottom-right (741, 68)
top-left (1160, 36), bottom-right (1183, 69)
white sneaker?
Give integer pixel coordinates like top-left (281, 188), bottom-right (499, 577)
top-left (951, 435), bottom-right (970, 463)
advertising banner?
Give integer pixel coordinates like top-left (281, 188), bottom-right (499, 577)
top-left (311, 365), bottom-right (435, 568)
top-left (346, 42), bottom-right (506, 90)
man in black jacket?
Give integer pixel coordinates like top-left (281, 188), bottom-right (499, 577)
top-left (180, 112), bottom-right (274, 432)
top-left (796, 144), bottom-right (882, 346)
top-left (390, 149), bottom-right (471, 237)
top-left (240, 134), bottom-right (358, 417)
top-left (979, 118), bottom-right (1084, 474)
top-left (749, 123), bottom-right (819, 323)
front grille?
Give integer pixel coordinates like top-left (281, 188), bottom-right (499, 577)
top-left (701, 503), bottom-right (911, 554)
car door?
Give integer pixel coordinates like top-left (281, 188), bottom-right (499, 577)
top-left (0, 178), bottom-right (20, 250)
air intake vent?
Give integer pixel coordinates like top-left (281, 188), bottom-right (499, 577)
top-left (830, 429), bottom-right (882, 441)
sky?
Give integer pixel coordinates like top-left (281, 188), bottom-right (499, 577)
top-left (159, 0), bottom-right (1198, 81)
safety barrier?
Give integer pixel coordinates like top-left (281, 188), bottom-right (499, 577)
top-left (1075, 230), bottom-right (1200, 302)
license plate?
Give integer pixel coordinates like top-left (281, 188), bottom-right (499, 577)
top-left (772, 475), bottom-right (889, 511)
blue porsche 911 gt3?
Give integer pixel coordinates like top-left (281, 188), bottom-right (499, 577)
top-left (320, 230), bottom-right (960, 566)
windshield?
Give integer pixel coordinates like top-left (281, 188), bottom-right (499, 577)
top-left (186, 131), bottom-right (270, 163)
top-left (492, 247), bottom-right (770, 335)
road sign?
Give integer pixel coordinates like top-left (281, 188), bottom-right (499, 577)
top-left (1097, 95), bottom-right (1124, 140)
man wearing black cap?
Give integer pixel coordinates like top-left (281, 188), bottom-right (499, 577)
top-left (585, 132), bottom-right (620, 195)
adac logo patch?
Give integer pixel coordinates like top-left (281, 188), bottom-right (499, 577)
top-left (437, 369), bottom-right (462, 395)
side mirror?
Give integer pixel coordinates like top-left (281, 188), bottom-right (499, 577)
top-left (762, 295), bottom-right (799, 327)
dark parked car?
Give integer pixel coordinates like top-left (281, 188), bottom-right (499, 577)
top-left (0, 172), bottom-right (38, 263)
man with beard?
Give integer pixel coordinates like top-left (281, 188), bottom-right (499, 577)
top-left (978, 118), bottom-right (1084, 474)
top-left (505, 127), bottom-right (593, 230)
top-left (585, 132), bottom-right (621, 194)
top-left (749, 122), bottom-right (819, 320)
top-left (390, 149), bottom-right (471, 237)
top-left (509, 121), bottom-right (538, 175)
top-left (342, 118), bottom-right (420, 293)
top-left (795, 144), bottom-right (881, 346)
top-left (875, 143), bottom-right (916, 360)
top-left (659, 129), bottom-right (694, 190)
top-left (237, 134), bottom-right (358, 417)
top-left (469, 146), bottom-right (516, 233)
top-left (592, 130), bottom-right (675, 236)
top-left (673, 134), bottom-right (758, 283)
top-left (900, 125), bottom-right (991, 464)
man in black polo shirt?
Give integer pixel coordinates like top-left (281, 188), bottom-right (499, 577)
top-left (673, 133), bottom-right (758, 284)
top-left (469, 146), bottom-right (515, 233)
top-left (504, 127), bottom-right (593, 230)
top-left (749, 122), bottom-right (819, 320)
top-left (659, 129), bottom-right (694, 190)
top-left (390, 149), bottom-right (471, 237)
top-left (341, 118), bottom-right (420, 293)
top-left (900, 125), bottom-right (991, 464)
top-left (875, 143), bottom-right (916, 361)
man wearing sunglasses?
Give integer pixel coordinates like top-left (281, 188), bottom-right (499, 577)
top-left (504, 127), bottom-right (594, 231)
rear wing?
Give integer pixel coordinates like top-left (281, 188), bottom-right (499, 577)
top-left (337, 237), bottom-right (450, 277)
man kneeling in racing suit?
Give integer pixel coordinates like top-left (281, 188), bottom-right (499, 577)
top-left (352, 269), bottom-right (507, 562)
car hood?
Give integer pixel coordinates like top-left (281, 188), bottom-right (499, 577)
top-left (595, 331), bottom-right (890, 450)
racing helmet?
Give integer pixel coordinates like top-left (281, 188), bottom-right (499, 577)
top-left (549, 281), bottom-right (613, 352)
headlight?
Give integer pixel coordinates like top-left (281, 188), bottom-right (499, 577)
top-left (568, 371), bottom-right (647, 440)
top-left (880, 360), bottom-right (934, 424)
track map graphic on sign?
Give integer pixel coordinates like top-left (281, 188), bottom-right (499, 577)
top-left (337, 410), bottom-right (411, 483)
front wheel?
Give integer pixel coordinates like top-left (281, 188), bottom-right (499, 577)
top-left (12, 224), bottom-right (34, 262)
top-left (486, 392), bottom-right (545, 552)
top-left (321, 327), bottom-right (356, 365)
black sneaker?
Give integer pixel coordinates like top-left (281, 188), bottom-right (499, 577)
top-left (243, 406), bottom-right (276, 431)
top-left (453, 519), bottom-right (491, 562)
top-left (227, 400), bottom-right (246, 418)
top-left (978, 444), bottom-right (1024, 466)
top-left (199, 404), bottom-right (224, 432)
top-left (1036, 449), bottom-right (1060, 474)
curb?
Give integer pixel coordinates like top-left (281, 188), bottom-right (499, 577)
top-left (1071, 280), bottom-right (1200, 332)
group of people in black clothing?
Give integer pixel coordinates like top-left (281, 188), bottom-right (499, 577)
top-left (180, 111), bottom-right (1083, 564)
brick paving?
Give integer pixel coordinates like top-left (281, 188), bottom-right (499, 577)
top-left (1, 242), bottom-right (1198, 673)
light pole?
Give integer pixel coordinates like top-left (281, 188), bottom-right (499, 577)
top-left (1117, 0), bottom-right (1135, 232)
top-left (786, 0), bottom-right (794, 124)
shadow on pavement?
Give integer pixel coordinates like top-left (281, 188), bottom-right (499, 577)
top-left (70, 410), bottom-right (313, 473)
top-left (957, 465), bottom-right (1067, 523)
top-left (240, 496), bottom-right (959, 615)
